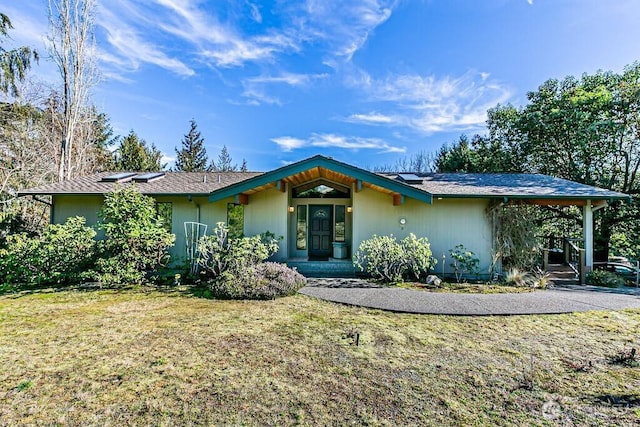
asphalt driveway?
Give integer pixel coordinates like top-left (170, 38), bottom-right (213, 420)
top-left (299, 279), bottom-right (640, 315)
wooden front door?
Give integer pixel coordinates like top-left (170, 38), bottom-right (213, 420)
top-left (309, 205), bottom-right (332, 259)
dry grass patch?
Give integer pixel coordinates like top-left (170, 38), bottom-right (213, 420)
top-left (1, 289), bottom-right (639, 425)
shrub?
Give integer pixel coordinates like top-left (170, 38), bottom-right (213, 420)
top-left (505, 268), bottom-right (531, 287)
top-left (586, 270), bottom-right (626, 288)
top-left (0, 216), bottom-right (96, 289)
top-left (95, 186), bottom-right (175, 286)
top-left (197, 222), bottom-right (279, 281)
top-left (353, 233), bottom-right (435, 283)
top-left (209, 262), bottom-right (306, 300)
top-left (449, 244), bottom-right (480, 283)
top-left (197, 223), bottom-right (301, 299)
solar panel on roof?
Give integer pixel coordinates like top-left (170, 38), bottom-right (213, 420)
top-left (132, 172), bottom-right (165, 183)
top-left (101, 172), bottom-right (136, 183)
top-left (397, 173), bottom-right (423, 184)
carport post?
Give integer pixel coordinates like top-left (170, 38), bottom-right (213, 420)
top-left (583, 200), bottom-right (593, 269)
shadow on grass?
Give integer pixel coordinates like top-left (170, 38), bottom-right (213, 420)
top-left (590, 394), bottom-right (640, 407)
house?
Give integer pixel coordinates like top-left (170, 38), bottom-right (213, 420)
top-left (19, 155), bottom-right (629, 278)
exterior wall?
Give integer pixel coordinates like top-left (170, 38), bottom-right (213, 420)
top-left (243, 187), bottom-right (289, 260)
top-left (52, 186), bottom-right (495, 275)
top-left (52, 195), bottom-right (104, 236)
top-left (154, 195), bottom-right (230, 265)
top-left (352, 188), bottom-right (494, 277)
top-left (52, 194), bottom-right (232, 264)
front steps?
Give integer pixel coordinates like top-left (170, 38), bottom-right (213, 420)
top-left (286, 258), bottom-right (356, 278)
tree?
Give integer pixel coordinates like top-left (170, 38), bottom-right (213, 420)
top-left (96, 187), bottom-right (175, 285)
top-left (210, 145), bottom-right (247, 172)
top-left (372, 151), bottom-right (435, 173)
top-left (47, 0), bottom-right (98, 182)
top-left (0, 13), bottom-right (38, 97)
top-left (174, 119), bottom-right (209, 172)
top-left (435, 64), bottom-right (640, 260)
top-left (113, 131), bottom-right (164, 172)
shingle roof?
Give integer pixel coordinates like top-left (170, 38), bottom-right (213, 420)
top-left (18, 159), bottom-right (629, 203)
top-left (381, 173), bottom-right (629, 200)
top-left (18, 171), bottom-right (263, 196)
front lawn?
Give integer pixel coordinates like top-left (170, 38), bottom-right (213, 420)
top-left (1, 289), bottom-right (639, 425)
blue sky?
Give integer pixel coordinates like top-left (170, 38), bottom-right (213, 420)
top-left (4, 0), bottom-right (640, 170)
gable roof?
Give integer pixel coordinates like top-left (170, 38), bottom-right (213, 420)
top-left (18, 171), bottom-right (262, 196)
top-left (381, 172), bottom-right (629, 201)
top-left (208, 155), bottom-right (434, 204)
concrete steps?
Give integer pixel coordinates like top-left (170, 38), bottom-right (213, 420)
top-left (286, 259), bottom-right (356, 278)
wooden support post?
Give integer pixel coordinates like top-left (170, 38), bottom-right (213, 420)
top-left (542, 249), bottom-right (549, 271)
top-left (579, 250), bottom-right (587, 285)
top-left (583, 201), bottom-right (593, 269)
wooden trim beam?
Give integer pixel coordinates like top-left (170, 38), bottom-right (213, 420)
top-left (521, 199), bottom-right (588, 206)
top-left (235, 194), bottom-right (249, 205)
top-left (276, 180), bottom-right (286, 192)
top-left (393, 194), bottom-right (405, 206)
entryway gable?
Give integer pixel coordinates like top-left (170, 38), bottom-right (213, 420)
top-left (208, 155), bottom-right (434, 206)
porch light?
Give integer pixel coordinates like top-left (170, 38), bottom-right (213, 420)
top-left (347, 206), bottom-right (352, 213)
top-left (288, 206), bottom-right (295, 213)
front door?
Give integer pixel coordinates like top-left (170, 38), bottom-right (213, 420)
top-left (309, 205), bottom-right (332, 260)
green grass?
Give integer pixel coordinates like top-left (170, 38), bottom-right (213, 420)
top-left (397, 281), bottom-right (536, 293)
top-left (1, 289), bottom-right (639, 425)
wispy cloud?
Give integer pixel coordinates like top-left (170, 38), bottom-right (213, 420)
top-left (241, 72), bottom-right (328, 105)
top-left (272, 133), bottom-right (405, 153)
top-left (346, 112), bottom-right (396, 125)
top-left (347, 70), bottom-right (512, 134)
top-left (290, 0), bottom-right (398, 65)
top-left (94, 0), bottom-right (397, 80)
top-left (97, 2), bottom-right (195, 78)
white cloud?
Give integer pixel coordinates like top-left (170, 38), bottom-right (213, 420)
top-left (94, 0), bottom-right (398, 79)
top-left (292, 0), bottom-right (397, 64)
top-left (348, 69), bottom-right (512, 134)
top-left (271, 136), bottom-right (307, 151)
top-left (346, 112), bottom-right (396, 124)
top-left (272, 133), bottom-right (405, 153)
top-left (97, 3), bottom-right (195, 77)
top-left (241, 72), bottom-right (328, 105)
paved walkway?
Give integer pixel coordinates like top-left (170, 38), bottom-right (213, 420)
top-left (299, 278), bottom-right (640, 315)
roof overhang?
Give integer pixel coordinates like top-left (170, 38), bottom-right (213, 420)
top-left (209, 155), bottom-right (433, 205)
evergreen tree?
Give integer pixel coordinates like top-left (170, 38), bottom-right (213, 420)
top-left (0, 13), bottom-right (38, 96)
top-left (174, 119), bottom-right (209, 172)
top-left (211, 145), bottom-right (237, 171)
top-left (113, 131), bottom-right (164, 172)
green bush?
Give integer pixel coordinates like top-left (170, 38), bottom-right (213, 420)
top-left (353, 233), bottom-right (435, 283)
top-left (197, 223), bottom-right (302, 299)
top-left (449, 244), bottom-right (480, 283)
top-left (197, 222), bottom-right (279, 280)
top-left (0, 216), bottom-right (96, 289)
top-left (95, 187), bottom-right (175, 286)
top-left (586, 270), bottom-right (626, 288)
top-left (209, 262), bottom-right (306, 300)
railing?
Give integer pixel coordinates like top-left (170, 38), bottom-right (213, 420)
top-left (542, 237), bottom-right (587, 285)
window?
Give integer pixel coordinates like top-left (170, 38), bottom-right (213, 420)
top-left (156, 202), bottom-right (172, 232)
top-left (296, 205), bottom-right (307, 250)
top-left (293, 183), bottom-right (350, 198)
top-left (335, 205), bottom-right (345, 242)
top-left (227, 203), bottom-right (244, 239)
